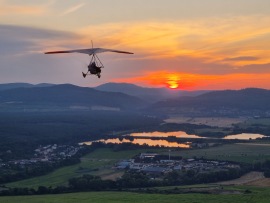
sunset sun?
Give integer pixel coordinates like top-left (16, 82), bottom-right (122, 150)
top-left (167, 74), bottom-right (180, 89)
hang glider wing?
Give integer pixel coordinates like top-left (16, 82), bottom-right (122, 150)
top-left (45, 48), bottom-right (134, 55)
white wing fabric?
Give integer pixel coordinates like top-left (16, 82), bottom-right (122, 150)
top-left (45, 48), bottom-right (133, 55)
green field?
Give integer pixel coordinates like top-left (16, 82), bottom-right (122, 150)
top-left (83, 148), bottom-right (162, 160)
top-left (6, 148), bottom-right (164, 189)
top-left (194, 127), bottom-right (232, 136)
top-left (238, 118), bottom-right (270, 127)
top-left (1, 186), bottom-right (270, 203)
top-left (168, 143), bottom-right (270, 163)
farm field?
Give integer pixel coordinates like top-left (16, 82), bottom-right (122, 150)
top-left (1, 186), bottom-right (270, 203)
top-left (219, 171), bottom-right (265, 185)
top-left (83, 148), bottom-right (163, 160)
top-left (168, 143), bottom-right (270, 163)
top-left (6, 148), bottom-right (164, 189)
top-left (236, 118), bottom-right (270, 127)
top-left (164, 116), bottom-right (246, 127)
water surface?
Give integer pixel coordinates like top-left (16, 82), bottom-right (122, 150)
top-left (224, 133), bottom-right (265, 140)
top-left (81, 132), bottom-right (266, 148)
top-left (128, 131), bottom-right (203, 138)
top-left (82, 138), bottom-right (190, 148)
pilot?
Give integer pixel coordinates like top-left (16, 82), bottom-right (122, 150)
top-left (88, 62), bottom-right (101, 77)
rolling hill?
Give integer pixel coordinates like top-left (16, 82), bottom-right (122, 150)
top-left (149, 88), bottom-right (270, 116)
top-left (1, 83), bottom-right (269, 116)
top-left (0, 83), bottom-right (53, 91)
top-left (0, 84), bottom-right (145, 111)
top-left (95, 82), bottom-right (209, 102)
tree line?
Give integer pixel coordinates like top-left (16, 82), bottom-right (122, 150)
top-left (0, 163), bottom-right (251, 196)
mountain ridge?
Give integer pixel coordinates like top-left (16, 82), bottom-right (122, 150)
top-left (95, 82), bottom-right (210, 102)
top-left (150, 88), bottom-right (270, 116)
top-left (0, 83), bottom-right (53, 91)
top-left (0, 84), bottom-right (145, 111)
top-left (1, 83), bottom-right (269, 116)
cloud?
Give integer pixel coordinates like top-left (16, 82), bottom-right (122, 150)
top-left (0, 24), bottom-right (79, 55)
top-left (0, 1), bottom-right (47, 15)
top-left (79, 15), bottom-right (270, 67)
top-left (0, 24), bottom-right (88, 85)
top-left (223, 56), bottom-right (259, 61)
top-left (60, 3), bottom-right (85, 16)
top-left (1, 16), bottom-right (270, 90)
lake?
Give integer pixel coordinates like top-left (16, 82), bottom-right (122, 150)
top-left (127, 131), bottom-right (203, 138)
top-left (82, 138), bottom-right (190, 148)
top-left (127, 131), bottom-right (265, 140)
top-left (81, 131), bottom-right (266, 148)
top-left (224, 133), bottom-right (266, 140)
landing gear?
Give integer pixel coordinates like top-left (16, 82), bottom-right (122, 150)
top-left (82, 68), bottom-right (101, 78)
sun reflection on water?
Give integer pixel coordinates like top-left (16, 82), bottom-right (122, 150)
top-left (129, 131), bottom-right (202, 138)
top-left (82, 138), bottom-right (190, 148)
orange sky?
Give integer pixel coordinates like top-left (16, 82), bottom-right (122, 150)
top-left (113, 71), bottom-right (270, 90)
top-left (89, 19), bottom-right (270, 90)
top-left (0, 0), bottom-right (270, 90)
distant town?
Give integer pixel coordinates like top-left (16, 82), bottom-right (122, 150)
top-left (115, 152), bottom-right (240, 178)
top-left (0, 144), bottom-right (83, 179)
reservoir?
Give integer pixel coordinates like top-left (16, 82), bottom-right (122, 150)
top-left (81, 131), bottom-right (266, 147)
top-left (127, 131), bottom-right (203, 138)
top-left (223, 133), bottom-right (265, 140)
top-left (82, 138), bottom-right (190, 148)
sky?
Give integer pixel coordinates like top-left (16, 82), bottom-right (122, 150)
top-left (0, 0), bottom-right (270, 90)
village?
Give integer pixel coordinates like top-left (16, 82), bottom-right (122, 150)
top-left (115, 152), bottom-right (240, 178)
top-left (0, 144), bottom-right (82, 169)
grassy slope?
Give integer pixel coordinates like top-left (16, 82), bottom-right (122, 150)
top-left (6, 159), bottom-right (114, 188)
top-left (1, 186), bottom-right (270, 203)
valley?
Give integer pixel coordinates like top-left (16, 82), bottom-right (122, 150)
top-left (0, 83), bottom-right (270, 202)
